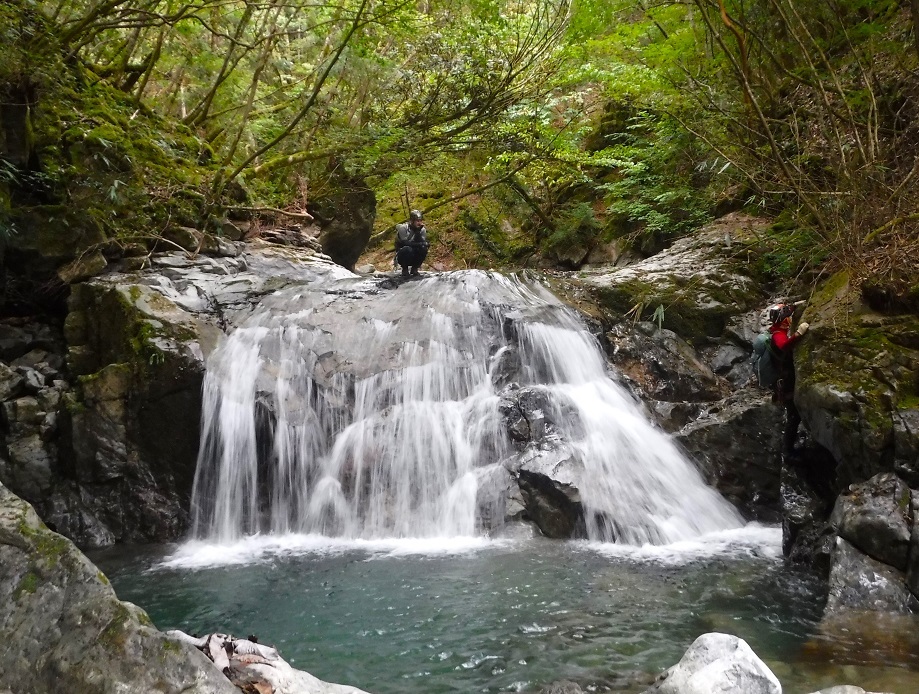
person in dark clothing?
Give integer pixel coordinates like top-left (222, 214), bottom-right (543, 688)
top-left (394, 209), bottom-right (429, 277)
top-left (767, 302), bottom-right (809, 459)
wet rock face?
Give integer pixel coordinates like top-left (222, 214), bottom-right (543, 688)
top-left (0, 481), bottom-right (238, 694)
top-left (0, 243), bottom-right (349, 548)
top-left (780, 449), bottom-right (838, 574)
top-left (497, 385), bottom-right (586, 538)
top-left (795, 272), bottom-right (919, 487)
top-left (825, 537), bottom-right (918, 614)
top-left (676, 391), bottom-right (783, 520)
top-left (830, 473), bottom-right (911, 571)
top-left (605, 321), bottom-right (727, 404)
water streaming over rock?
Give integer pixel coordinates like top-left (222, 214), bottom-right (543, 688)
top-left (190, 270), bottom-right (742, 544)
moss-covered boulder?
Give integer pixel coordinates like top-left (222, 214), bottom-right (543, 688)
top-left (573, 213), bottom-right (768, 344)
top-left (796, 271), bottom-right (919, 487)
top-left (0, 480), bottom-right (237, 693)
top-left (312, 175), bottom-right (376, 271)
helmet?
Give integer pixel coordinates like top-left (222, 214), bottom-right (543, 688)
top-left (768, 303), bottom-right (795, 325)
top-left (409, 209), bottom-right (423, 222)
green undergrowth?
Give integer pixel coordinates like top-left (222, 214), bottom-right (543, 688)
top-left (1, 8), bottom-right (221, 261)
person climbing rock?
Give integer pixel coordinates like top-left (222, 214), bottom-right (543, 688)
top-left (766, 302), bottom-right (809, 461)
top-left (394, 209), bottom-right (429, 278)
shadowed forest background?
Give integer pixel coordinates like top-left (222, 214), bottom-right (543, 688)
top-left (2, 0), bottom-right (919, 311)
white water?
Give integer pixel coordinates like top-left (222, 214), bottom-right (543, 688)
top-left (189, 270), bottom-right (742, 546)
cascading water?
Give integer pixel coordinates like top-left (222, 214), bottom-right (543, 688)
top-left (190, 270), bottom-right (742, 545)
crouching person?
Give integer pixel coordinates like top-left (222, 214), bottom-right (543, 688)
top-left (395, 209), bottom-right (429, 277)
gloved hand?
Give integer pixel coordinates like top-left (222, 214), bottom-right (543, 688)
top-left (795, 322), bottom-right (810, 336)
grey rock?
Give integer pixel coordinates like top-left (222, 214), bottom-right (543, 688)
top-left (830, 472), bottom-right (911, 571)
top-left (604, 321), bottom-right (726, 403)
top-left (907, 496), bottom-right (919, 598)
top-left (892, 409), bottom-right (919, 487)
top-left (3, 433), bottom-right (55, 500)
top-left (474, 464), bottom-right (525, 532)
top-left (43, 486), bottom-right (117, 549)
top-left (647, 400), bottom-right (701, 433)
top-left (826, 537), bottom-right (918, 614)
top-left (170, 630), bottom-right (370, 694)
top-left (677, 390), bottom-right (783, 520)
top-left (643, 632), bottom-right (781, 694)
top-left (220, 219), bottom-right (244, 241)
top-left (49, 241), bottom-right (350, 545)
top-left (0, 324), bottom-right (34, 361)
top-left (314, 177), bottom-right (376, 270)
top-left (14, 366), bottom-right (44, 393)
top-left (2, 396), bottom-right (44, 427)
top-left (499, 386), bottom-right (553, 446)
top-left (540, 682), bottom-right (585, 694)
top-left (0, 363), bottom-right (24, 401)
top-left (10, 348), bottom-right (51, 369)
top-left (809, 687), bottom-right (891, 694)
top-left (0, 482), bottom-right (239, 694)
top-left (780, 456), bottom-right (836, 572)
top-left (516, 440), bottom-right (586, 538)
top-left (57, 250), bottom-right (108, 283)
top-left (578, 213), bottom-right (767, 342)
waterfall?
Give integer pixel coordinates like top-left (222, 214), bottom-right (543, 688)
top-left (190, 270), bottom-right (742, 544)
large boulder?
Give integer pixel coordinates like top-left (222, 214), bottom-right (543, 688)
top-left (498, 385), bottom-right (586, 537)
top-left (642, 632), bottom-right (781, 694)
top-left (604, 321), bottom-right (727, 404)
top-left (0, 480), bottom-right (238, 694)
top-left (676, 390), bottom-right (784, 520)
top-left (795, 271), bottom-right (919, 487)
top-left (825, 537), bottom-right (918, 614)
top-left (312, 176), bottom-right (377, 271)
top-left (515, 440), bottom-right (586, 538)
top-left (829, 473), bottom-right (911, 571)
top-left (576, 213), bottom-right (767, 344)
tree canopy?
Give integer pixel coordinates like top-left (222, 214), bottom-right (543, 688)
top-left (2, 0), bottom-right (918, 299)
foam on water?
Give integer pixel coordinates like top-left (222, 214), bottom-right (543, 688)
top-left (160, 534), bottom-right (499, 570)
top-left (187, 270), bottom-right (744, 550)
top-left (582, 524), bottom-right (783, 564)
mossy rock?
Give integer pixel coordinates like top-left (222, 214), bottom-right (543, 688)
top-left (575, 213), bottom-right (768, 344)
top-left (0, 481), bottom-right (236, 693)
top-left (796, 271), bottom-right (919, 485)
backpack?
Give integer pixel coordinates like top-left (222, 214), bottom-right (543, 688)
top-left (751, 331), bottom-right (779, 389)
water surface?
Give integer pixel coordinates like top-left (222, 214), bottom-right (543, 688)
top-left (94, 528), bottom-right (919, 694)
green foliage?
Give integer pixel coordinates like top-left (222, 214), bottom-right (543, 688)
top-left (542, 201), bottom-right (600, 261)
top-left (652, 304), bottom-right (665, 331)
top-left (754, 213), bottom-right (829, 282)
